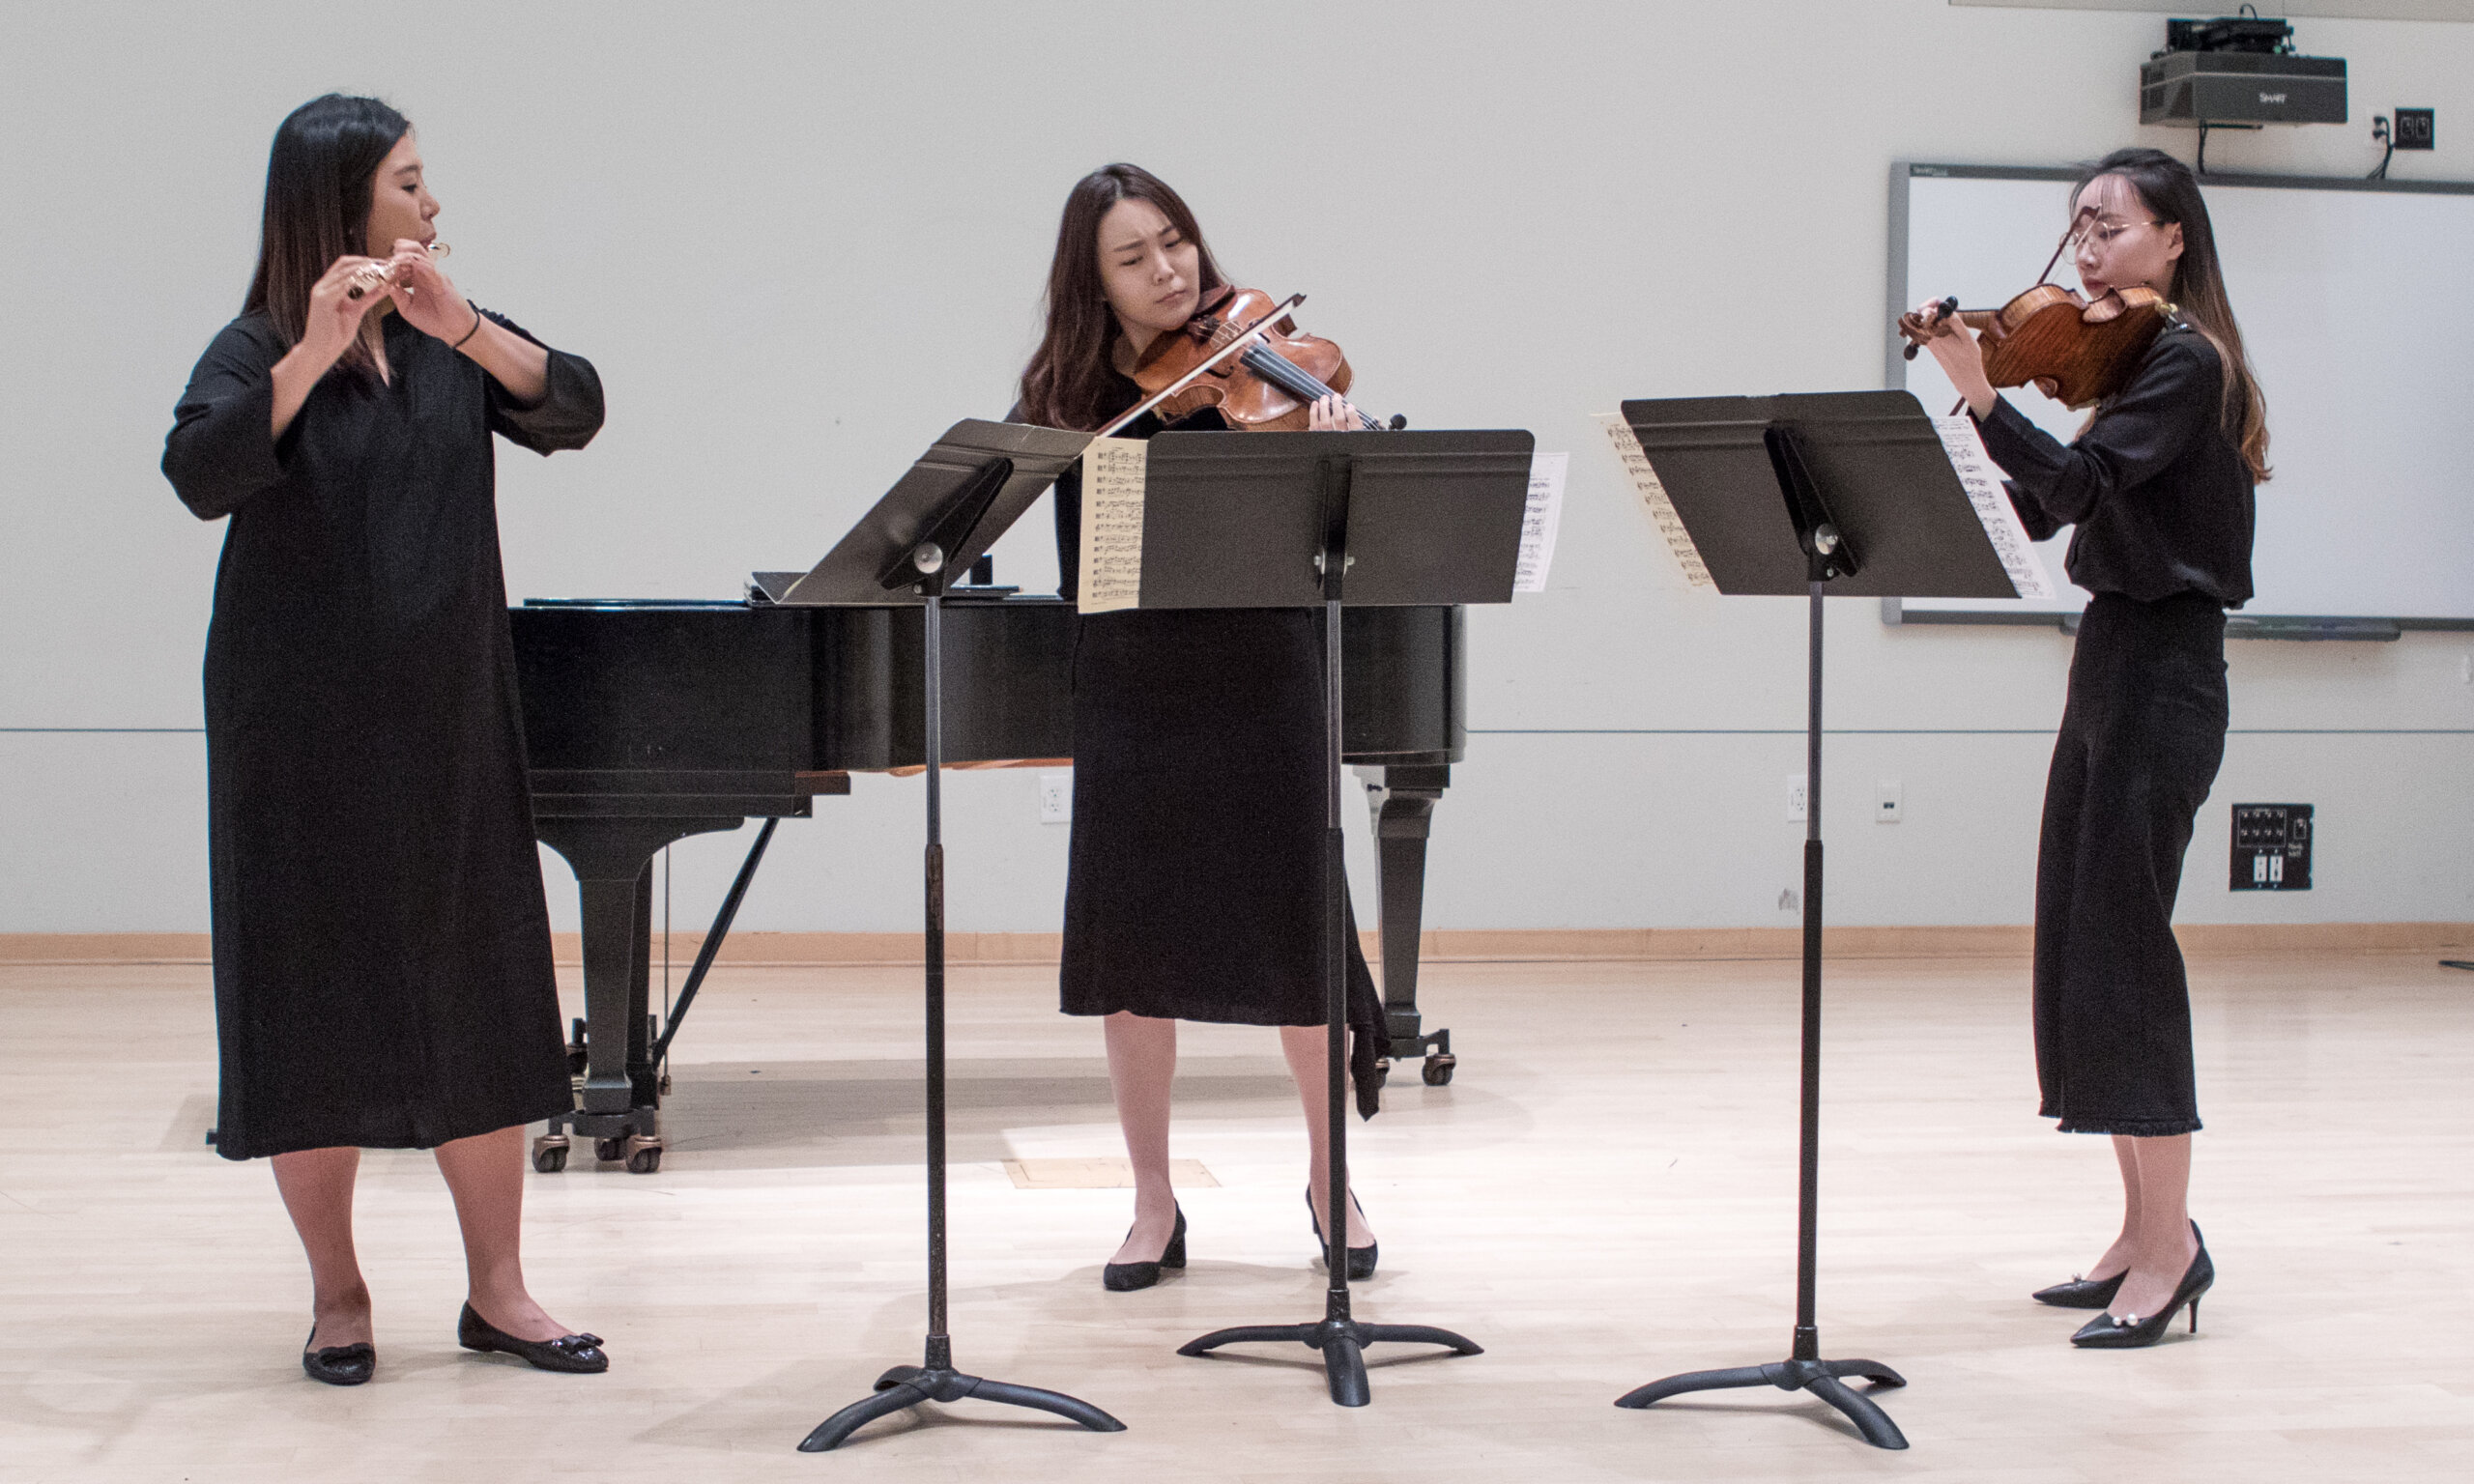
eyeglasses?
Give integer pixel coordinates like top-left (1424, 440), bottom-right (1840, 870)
top-left (2072, 218), bottom-right (2168, 249)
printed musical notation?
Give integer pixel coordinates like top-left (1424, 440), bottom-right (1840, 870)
top-left (1077, 436), bottom-right (1147, 614)
top-left (1514, 451), bottom-right (1568, 594)
top-left (1932, 414), bottom-right (2057, 601)
top-left (1593, 413), bottom-right (1713, 588)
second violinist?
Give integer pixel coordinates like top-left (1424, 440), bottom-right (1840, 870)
top-left (1910, 147), bottom-right (2267, 1352)
top-left (1015, 163), bottom-right (1388, 1292)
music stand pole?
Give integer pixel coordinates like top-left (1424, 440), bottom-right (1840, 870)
top-left (799, 474), bottom-right (1124, 1453)
top-left (1613, 416), bottom-right (1911, 1448)
top-left (1176, 451), bottom-right (1486, 1405)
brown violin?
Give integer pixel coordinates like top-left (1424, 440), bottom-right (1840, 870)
top-left (1106, 286), bottom-right (1404, 435)
top-left (1897, 208), bottom-right (2176, 409)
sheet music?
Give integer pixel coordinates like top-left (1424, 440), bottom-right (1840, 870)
top-left (1593, 413), bottom-right (1713, 588)
top-left (1932, 414), bottom-right (2057, 600)
top-left (1077, 436), bottom-right (1146, 614)
top-left (1514, 451), bottom-right (1568, 593)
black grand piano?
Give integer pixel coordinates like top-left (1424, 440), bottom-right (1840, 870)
top-left (510, 582), bottom-right (1466, 1173)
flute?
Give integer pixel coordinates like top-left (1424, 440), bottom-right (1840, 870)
top-left (345, 241), bottom-right (450, 300)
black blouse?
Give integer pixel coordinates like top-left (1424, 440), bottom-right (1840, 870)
top-left (1973, 325), bottom-right (2256, 608)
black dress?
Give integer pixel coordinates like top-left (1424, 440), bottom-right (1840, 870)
top-left (162, 307), bottom-right (604, 1160)
top-left (1048, 402), bottom-right (1388, 1116)
top-left (1975, 326), bottom-right (2254, 1137)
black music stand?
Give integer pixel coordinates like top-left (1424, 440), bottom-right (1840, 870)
top-left (1609, 392), bottom-right (2020, 1451)
top-left (1135, 429), bottom-right (1532, 1406)
top-left (779, 419), bottom-right (1122, 1453)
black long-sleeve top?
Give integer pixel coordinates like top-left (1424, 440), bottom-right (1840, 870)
top-left (1973, 324), bottom-right (2255, 608)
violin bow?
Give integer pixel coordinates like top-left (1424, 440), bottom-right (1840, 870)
top-left (1093, 293), bottom-right (1308, 438)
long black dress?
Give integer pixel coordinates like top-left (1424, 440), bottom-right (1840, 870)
top-left (1048, 401), bottom-right (1389, 1116)
top-left (1975, 325), bottom-right (2254, 1137)
top-left (163, 307), bottom-right (603, 1160)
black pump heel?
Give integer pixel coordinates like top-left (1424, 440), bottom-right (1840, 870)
top-left (2035, 1220), bottom-right (2201, 1308)
top-left (2069, 1233), bottom-right (2214, 1349)
top-left (1103, 1205), bottom-right (1186, 1292)
top-left (1306, 1188), bottom-right (1378, 1280)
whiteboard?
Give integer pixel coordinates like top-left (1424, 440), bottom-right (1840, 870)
top-left (1889, 163), bottom-right (2474, 626)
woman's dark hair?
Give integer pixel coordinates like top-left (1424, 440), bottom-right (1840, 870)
top-left (2075, 147), bottom-right (2270, 482)
top-left (1018, 163), bottom-right (1227, 432)
top-left (244, 94), bottom-right (411, 377)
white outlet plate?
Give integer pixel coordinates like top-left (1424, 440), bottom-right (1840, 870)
top-left (1876, 780), bottom-right (1904, 824)
top-left (1785, 774), bottom-right (1807, 823)
top-left (1038, 770), bottom-right (1073, 824)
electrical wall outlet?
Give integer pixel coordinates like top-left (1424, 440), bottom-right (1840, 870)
top-left (1785, 774), bottom-right (1807, 823)
top-left (2396, 107), bottom-right (2435, 149)
top-left (1875, 780), bottom-right (1904, 824)
top-left (1037, 769), bottom-right (1073, 824)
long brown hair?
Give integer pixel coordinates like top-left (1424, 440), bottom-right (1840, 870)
top-left (1017, 163), bottom-right (1227, 432)
top-left (2077, 148), bottom-right (2271, 482)
top-left (243, 94), bottom-right (410, 379)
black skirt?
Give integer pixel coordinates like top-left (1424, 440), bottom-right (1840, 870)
top-left (2032, 591), bottom-right (2229, 1137)
top-left (1061, 606), bottom-right (1388, 1114)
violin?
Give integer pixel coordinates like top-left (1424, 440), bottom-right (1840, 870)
top-left (1110, 286), bottom-right (1405, 435)
top-left (1896, 207), bottom-right (2175, 410)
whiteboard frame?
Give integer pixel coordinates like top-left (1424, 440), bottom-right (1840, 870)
top-left (1883, 160), bottom-right (2474, 637)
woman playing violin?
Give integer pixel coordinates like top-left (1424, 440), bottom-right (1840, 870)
top-left (1016, 164), bottom-right (1386, 1291)
top-left (1912, 147), bottom-right (2268, 1350)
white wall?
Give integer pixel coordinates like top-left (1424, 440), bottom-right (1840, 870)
top-left (3, 1), bottom-right (2469, 935)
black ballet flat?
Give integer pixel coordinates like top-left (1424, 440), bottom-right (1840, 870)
top-left (2033, 1221), bottom-right (2201, 1308)
top-left (1307, 1188), bottom-right (1378, 1280)
top-left (1103, 1206), bottom-right (1186, 1292)
top-left (456, 1302), bottom-right (609, 1373)
top-left (2070, 1238), bottom-right (2214, 1350)
top-left (302, 1326), bottom-right (374, 1386)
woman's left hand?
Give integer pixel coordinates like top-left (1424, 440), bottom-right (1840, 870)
top-left (1307, 393), bottom-right (1364, 432)
top-left (382, 239), bottom-right (479, 344)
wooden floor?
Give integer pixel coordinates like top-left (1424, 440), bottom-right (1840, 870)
top-left (4, 952), bottom-right (2470, 1481)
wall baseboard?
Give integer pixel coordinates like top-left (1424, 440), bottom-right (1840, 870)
top-left (3, 923), bottom-right (2465, 967)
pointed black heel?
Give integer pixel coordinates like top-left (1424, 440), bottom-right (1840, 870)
top-left (456, 1302), bottom-right (609, 1373)
top-left (1103, 1205), bottom-right (1186, 1292)
top-left (1307, 1188), bottom-right (1378, 1280)
top-left (301, 1324), bottom-right (375, 1386)
top-left (2035, 1220), bottom-right (2201, 1308)
top-left (2069, 1233), bottom-right (2214, 1349)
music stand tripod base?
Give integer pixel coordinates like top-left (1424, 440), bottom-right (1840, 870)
top-left (799, 1337), bottom-right (1125, 1452)
top-left (1616, 1353), bottom-right (1909, 1451)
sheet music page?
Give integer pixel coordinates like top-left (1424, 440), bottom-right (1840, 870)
top-left (1932, 414), bottom-right (2057, 600)
top-left (1593, 412), bottom-right (1713, 588)
top-left (1077, 436), bottom-right (1146, 614)
top-left (1514, 451), bottom-right (1568, 593)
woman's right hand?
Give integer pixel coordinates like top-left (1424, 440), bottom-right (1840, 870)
top-left (295, 255), bottom-right (390, 371)
top-left (269, 255), bottom-right (389, 439)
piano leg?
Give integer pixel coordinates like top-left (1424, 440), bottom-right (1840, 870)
top-left (535, 815), bottom-right (745, 1172)
top-left (1361, 764), bottom-right (1454, 1086)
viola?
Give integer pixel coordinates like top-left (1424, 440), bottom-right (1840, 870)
top-left (1896, 207), bottom-right (2177, 409)
top-left (1114, 286), bottom-right (1404, 434)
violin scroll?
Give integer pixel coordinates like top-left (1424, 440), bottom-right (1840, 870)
top-left (1897, 297), bottom-right (1961, 361)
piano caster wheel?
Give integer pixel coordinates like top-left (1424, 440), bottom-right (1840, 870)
top-left (594, 1136), bottom-right (625, 1163)
top-left (531, 1133), bottom-right (570, 1174)
top-left (623, 1135), bottom-right (663, 1175)
top-left (1422, 1053), bottom-right (1456, 1087)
